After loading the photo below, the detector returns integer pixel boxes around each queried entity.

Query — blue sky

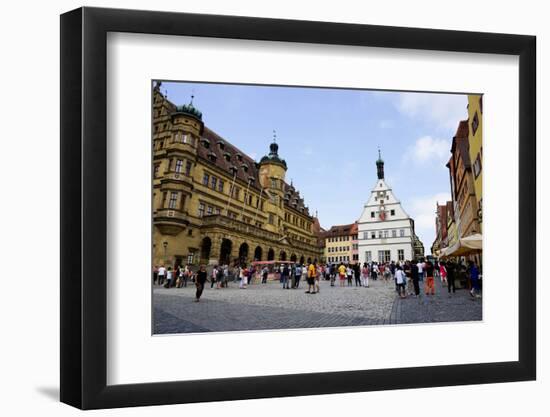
[160,81,468,249]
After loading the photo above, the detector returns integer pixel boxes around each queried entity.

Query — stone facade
[152,82,322,268]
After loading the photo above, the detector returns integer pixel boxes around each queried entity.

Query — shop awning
[441,233,482,257]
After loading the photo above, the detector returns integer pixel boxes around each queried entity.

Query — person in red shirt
[424,261,436,295]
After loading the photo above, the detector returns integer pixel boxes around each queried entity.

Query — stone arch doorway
[254,246,263,261]
[200,237,212,262]
[267,248,275,261]
[279,251,287,261]
[299,255,305,265]
[219,238,232,265]
[238,242,249,265]
[290,253,297,262]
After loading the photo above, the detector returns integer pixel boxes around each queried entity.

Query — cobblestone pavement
[389,277,482,324]
[153,277,481,334]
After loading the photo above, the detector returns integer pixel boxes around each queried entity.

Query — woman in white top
[395,267,407,298]
[239,266,247,289]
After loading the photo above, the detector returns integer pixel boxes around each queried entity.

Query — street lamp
[163,241,168,265]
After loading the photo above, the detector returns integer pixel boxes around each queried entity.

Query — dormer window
[217,140,225,150]
[241,164,248,173]
[200,137,210,148]
[236,153,243,162]
[208,151,217,162]
[223,152,231,162]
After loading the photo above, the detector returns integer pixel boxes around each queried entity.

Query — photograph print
[151,81,483,335]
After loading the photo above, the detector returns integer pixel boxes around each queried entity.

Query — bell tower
[258,131,287,235]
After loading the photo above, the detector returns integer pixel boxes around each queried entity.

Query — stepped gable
[283,181,310,216]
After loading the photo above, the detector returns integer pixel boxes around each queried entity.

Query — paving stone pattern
[390,278,482,324]
[153,277,481,334]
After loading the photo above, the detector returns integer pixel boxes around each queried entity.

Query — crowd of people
[153,258,481,302]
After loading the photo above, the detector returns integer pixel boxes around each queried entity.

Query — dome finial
[273,129,277,143]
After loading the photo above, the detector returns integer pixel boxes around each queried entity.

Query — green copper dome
[259,141,287,168]
[174,102,203,120]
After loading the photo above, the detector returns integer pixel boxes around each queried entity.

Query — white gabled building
[357,151,419,264]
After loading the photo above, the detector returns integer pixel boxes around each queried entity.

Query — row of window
[327,255,350,263]
[363,229,406,239]
[202,171,267,211]
[154,132,198,151]
[202,172,226,193]
[197,203,263,228]
[370,209,396,218]
[327,236,349,242]
[198,202,222,217]
[202,140,245,164]
[327,234,359,243]
[154,158,192,178]
[364,249,405,263]
[327,246,350,253]
[284,212,311,231]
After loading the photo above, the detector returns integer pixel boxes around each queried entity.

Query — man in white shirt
[157,265,166,286]
[416,260,424,282]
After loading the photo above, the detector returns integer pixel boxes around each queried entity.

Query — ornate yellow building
[152,82,322,268]
[467,94,483,231]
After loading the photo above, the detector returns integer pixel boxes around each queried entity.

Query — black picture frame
[60,6,536,410]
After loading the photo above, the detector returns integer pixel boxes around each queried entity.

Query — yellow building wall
[324,236,352,263]
[467,95,483,232]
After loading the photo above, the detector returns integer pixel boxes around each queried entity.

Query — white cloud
[395,93,468,131]
[404,135,450,164]
[408,192,451,250]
